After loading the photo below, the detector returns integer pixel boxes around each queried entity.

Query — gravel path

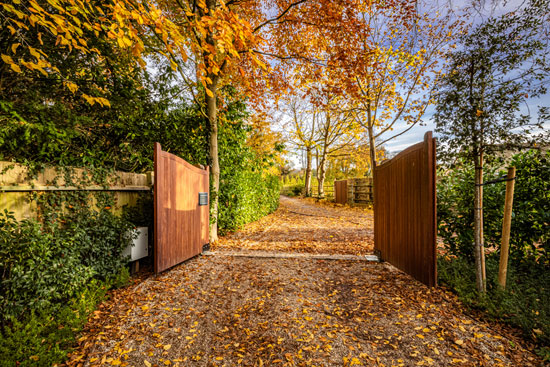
[66,197,545,366]
[213,196,374,255]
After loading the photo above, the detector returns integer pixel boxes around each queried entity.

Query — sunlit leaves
[1,0,190,106]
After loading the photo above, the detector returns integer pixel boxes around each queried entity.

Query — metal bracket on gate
[374,249,382,262]
[199,192,208,206]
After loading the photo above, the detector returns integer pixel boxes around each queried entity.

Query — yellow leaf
[416,334,424,339]
[215,356,223,360]
[170,60,178,71]
[111,359,122,366]
[122,36,132,47]
[82,94,95,105]
[64,81,78,94]
[11,43,20,54]
[144,361,152,367]
[163,344,171,350]
[10,63,21,73]
[454,339,463,345]
[1,54,14,65]
[205,88,214,98]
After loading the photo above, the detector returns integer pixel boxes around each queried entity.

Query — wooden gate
[154,143,209,273]
[334,180,348,204]
[374,132,437,287]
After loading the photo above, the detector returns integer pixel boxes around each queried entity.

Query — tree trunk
[304,146,313,197]
[474,153,486,293]
[367,124,377,174]
[207,76,219,243]
[317,152,327,198]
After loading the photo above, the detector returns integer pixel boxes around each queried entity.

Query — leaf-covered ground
[66,197,545,366]
[213,196,374,255]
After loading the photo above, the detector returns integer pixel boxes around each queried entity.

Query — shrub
[218,168,280,233]
[437,150,550,264]
[437,149,550,358]
[0,278,110,367]
[0,192,134,321]
[281,183,304,197]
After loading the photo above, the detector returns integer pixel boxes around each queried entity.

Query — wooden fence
[374,132,437,287]
[154,143,209,273]
[334,178,373,206]
[310,184,334,198]
[0,161,151,220]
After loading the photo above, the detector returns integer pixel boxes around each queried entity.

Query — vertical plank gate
[374,132,437,287]
[334,180,348,205]
[154,143,209,273]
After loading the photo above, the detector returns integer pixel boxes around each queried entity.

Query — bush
[437,150,550,264]
[0,278,111,367]
[217,120,281,233]
[0,201,132,366]
[437,150,550,358]
[0,193,133,321]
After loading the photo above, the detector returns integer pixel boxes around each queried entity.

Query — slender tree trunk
[318,151,327,198]
[474,152,486,293]
[304,146,313,197]
[367,124,377,174]
[207,76,219,243]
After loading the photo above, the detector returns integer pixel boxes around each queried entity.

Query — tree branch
[253,0,308,33]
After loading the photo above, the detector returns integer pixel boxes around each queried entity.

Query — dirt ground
[66,197,545,367]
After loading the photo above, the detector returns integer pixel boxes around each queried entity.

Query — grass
[438,254,550,361]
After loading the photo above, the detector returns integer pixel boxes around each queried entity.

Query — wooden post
[498,167,516,289]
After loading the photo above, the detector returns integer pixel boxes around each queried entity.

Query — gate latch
[198,192,208,206]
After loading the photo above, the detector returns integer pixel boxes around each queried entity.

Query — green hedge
[218,172,280,232]
[216,111,280,233]
[438,255,549,357]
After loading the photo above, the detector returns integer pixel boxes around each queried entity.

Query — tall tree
[2,0,419,241]
[282,95,320,197]
[433,0,550,293]
[313,90,358,198]
[328,3,458,171]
